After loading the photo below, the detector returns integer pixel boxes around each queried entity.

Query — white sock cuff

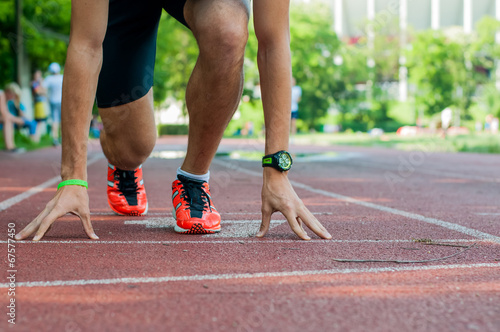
[177,167,210,182]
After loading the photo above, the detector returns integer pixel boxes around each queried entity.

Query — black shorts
[96,0,188,108]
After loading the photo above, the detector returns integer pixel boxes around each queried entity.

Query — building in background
[298,0,499,102]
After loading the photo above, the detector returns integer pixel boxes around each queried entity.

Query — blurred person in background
[31,69,48,142]
[440,107,452,138]
[44,62,64,145]
[0,90,23,152]
[290,77,301,137]
[4,82,38,143]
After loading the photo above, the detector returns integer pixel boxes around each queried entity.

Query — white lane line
[0,177,60,212]
[0,239,482,245]
[123,218,286,238]
[292,183,500,243]
[349,160,500,183]
[0,155,102,212]
[1,262,499,288]
[91,212,333,216]
[475,213,500,216]
[123,219,280,226]
[212,160,500,244]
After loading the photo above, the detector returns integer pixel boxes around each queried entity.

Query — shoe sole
[174,223,221,234]
[108,201,149,216]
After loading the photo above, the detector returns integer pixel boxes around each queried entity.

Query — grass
[292,132,500,154]
[0,132,55,151]
[3,129,499,155]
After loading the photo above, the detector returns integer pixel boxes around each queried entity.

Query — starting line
[1,262,499,288]
[0,239,482,245]
[123,218,285,238]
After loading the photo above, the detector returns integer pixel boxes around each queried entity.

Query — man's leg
[95,0,163,216]
[3,119,16,150]
[171,0,249,234]
[99,90,156,171]
[181,0,250,174]
[98,90,156,216]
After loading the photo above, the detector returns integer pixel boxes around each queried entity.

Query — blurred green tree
[0,0,18,87]
[154,15,198,108]
[289,2,343,129]
[407,30,460,116]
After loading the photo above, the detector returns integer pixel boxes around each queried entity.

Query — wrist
[61,166,87,182]
[61,141,88,182]
[265,145,289,156]
[58,179,88,190]
[263,167,288,180]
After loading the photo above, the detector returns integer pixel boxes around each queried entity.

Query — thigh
[96,0,163,109]
[98,89,156,139]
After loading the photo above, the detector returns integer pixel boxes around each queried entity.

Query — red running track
[1,136,499,332]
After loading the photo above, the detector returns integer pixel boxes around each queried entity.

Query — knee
[101,129,156,169]
[189,4,249,65]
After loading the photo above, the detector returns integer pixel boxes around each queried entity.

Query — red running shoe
[107,163,148,216]
[172,175,221,234]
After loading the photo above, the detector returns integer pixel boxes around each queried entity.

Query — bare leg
[181,0,249,175]
[33,121,43,143]
[98,89,157,170]
[52,122,59,142]
[0,92,16,150]
[3,119,16,150]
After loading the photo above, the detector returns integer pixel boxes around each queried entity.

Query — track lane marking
[124,218,287,238]
[0,155,102,212]
[348,160,500,183]
[123,219,281,226]
[211,160,500,244]
[1,262,498,288]
[90,212,333,216]
[0,239,483,245]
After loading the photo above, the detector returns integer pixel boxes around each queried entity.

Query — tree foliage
[154,15,198,107]
[407,31,460,115]
[0,0,18,87]
[288,2,344,128]
[0,0,70,87]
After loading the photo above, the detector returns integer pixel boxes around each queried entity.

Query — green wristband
[57,179,88,190]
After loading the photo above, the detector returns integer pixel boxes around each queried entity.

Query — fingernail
[93,233,99,239]
[14,234,20,240]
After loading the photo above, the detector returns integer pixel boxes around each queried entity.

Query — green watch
[262,150,293,172]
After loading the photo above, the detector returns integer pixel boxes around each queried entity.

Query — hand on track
[15,186,98,241]
[258,171,332,241]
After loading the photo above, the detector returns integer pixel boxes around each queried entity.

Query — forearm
[253,0,292,155]
[60,43,103,181]
[258,41,292,155]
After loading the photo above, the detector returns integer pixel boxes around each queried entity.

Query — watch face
[278,152,292,170]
